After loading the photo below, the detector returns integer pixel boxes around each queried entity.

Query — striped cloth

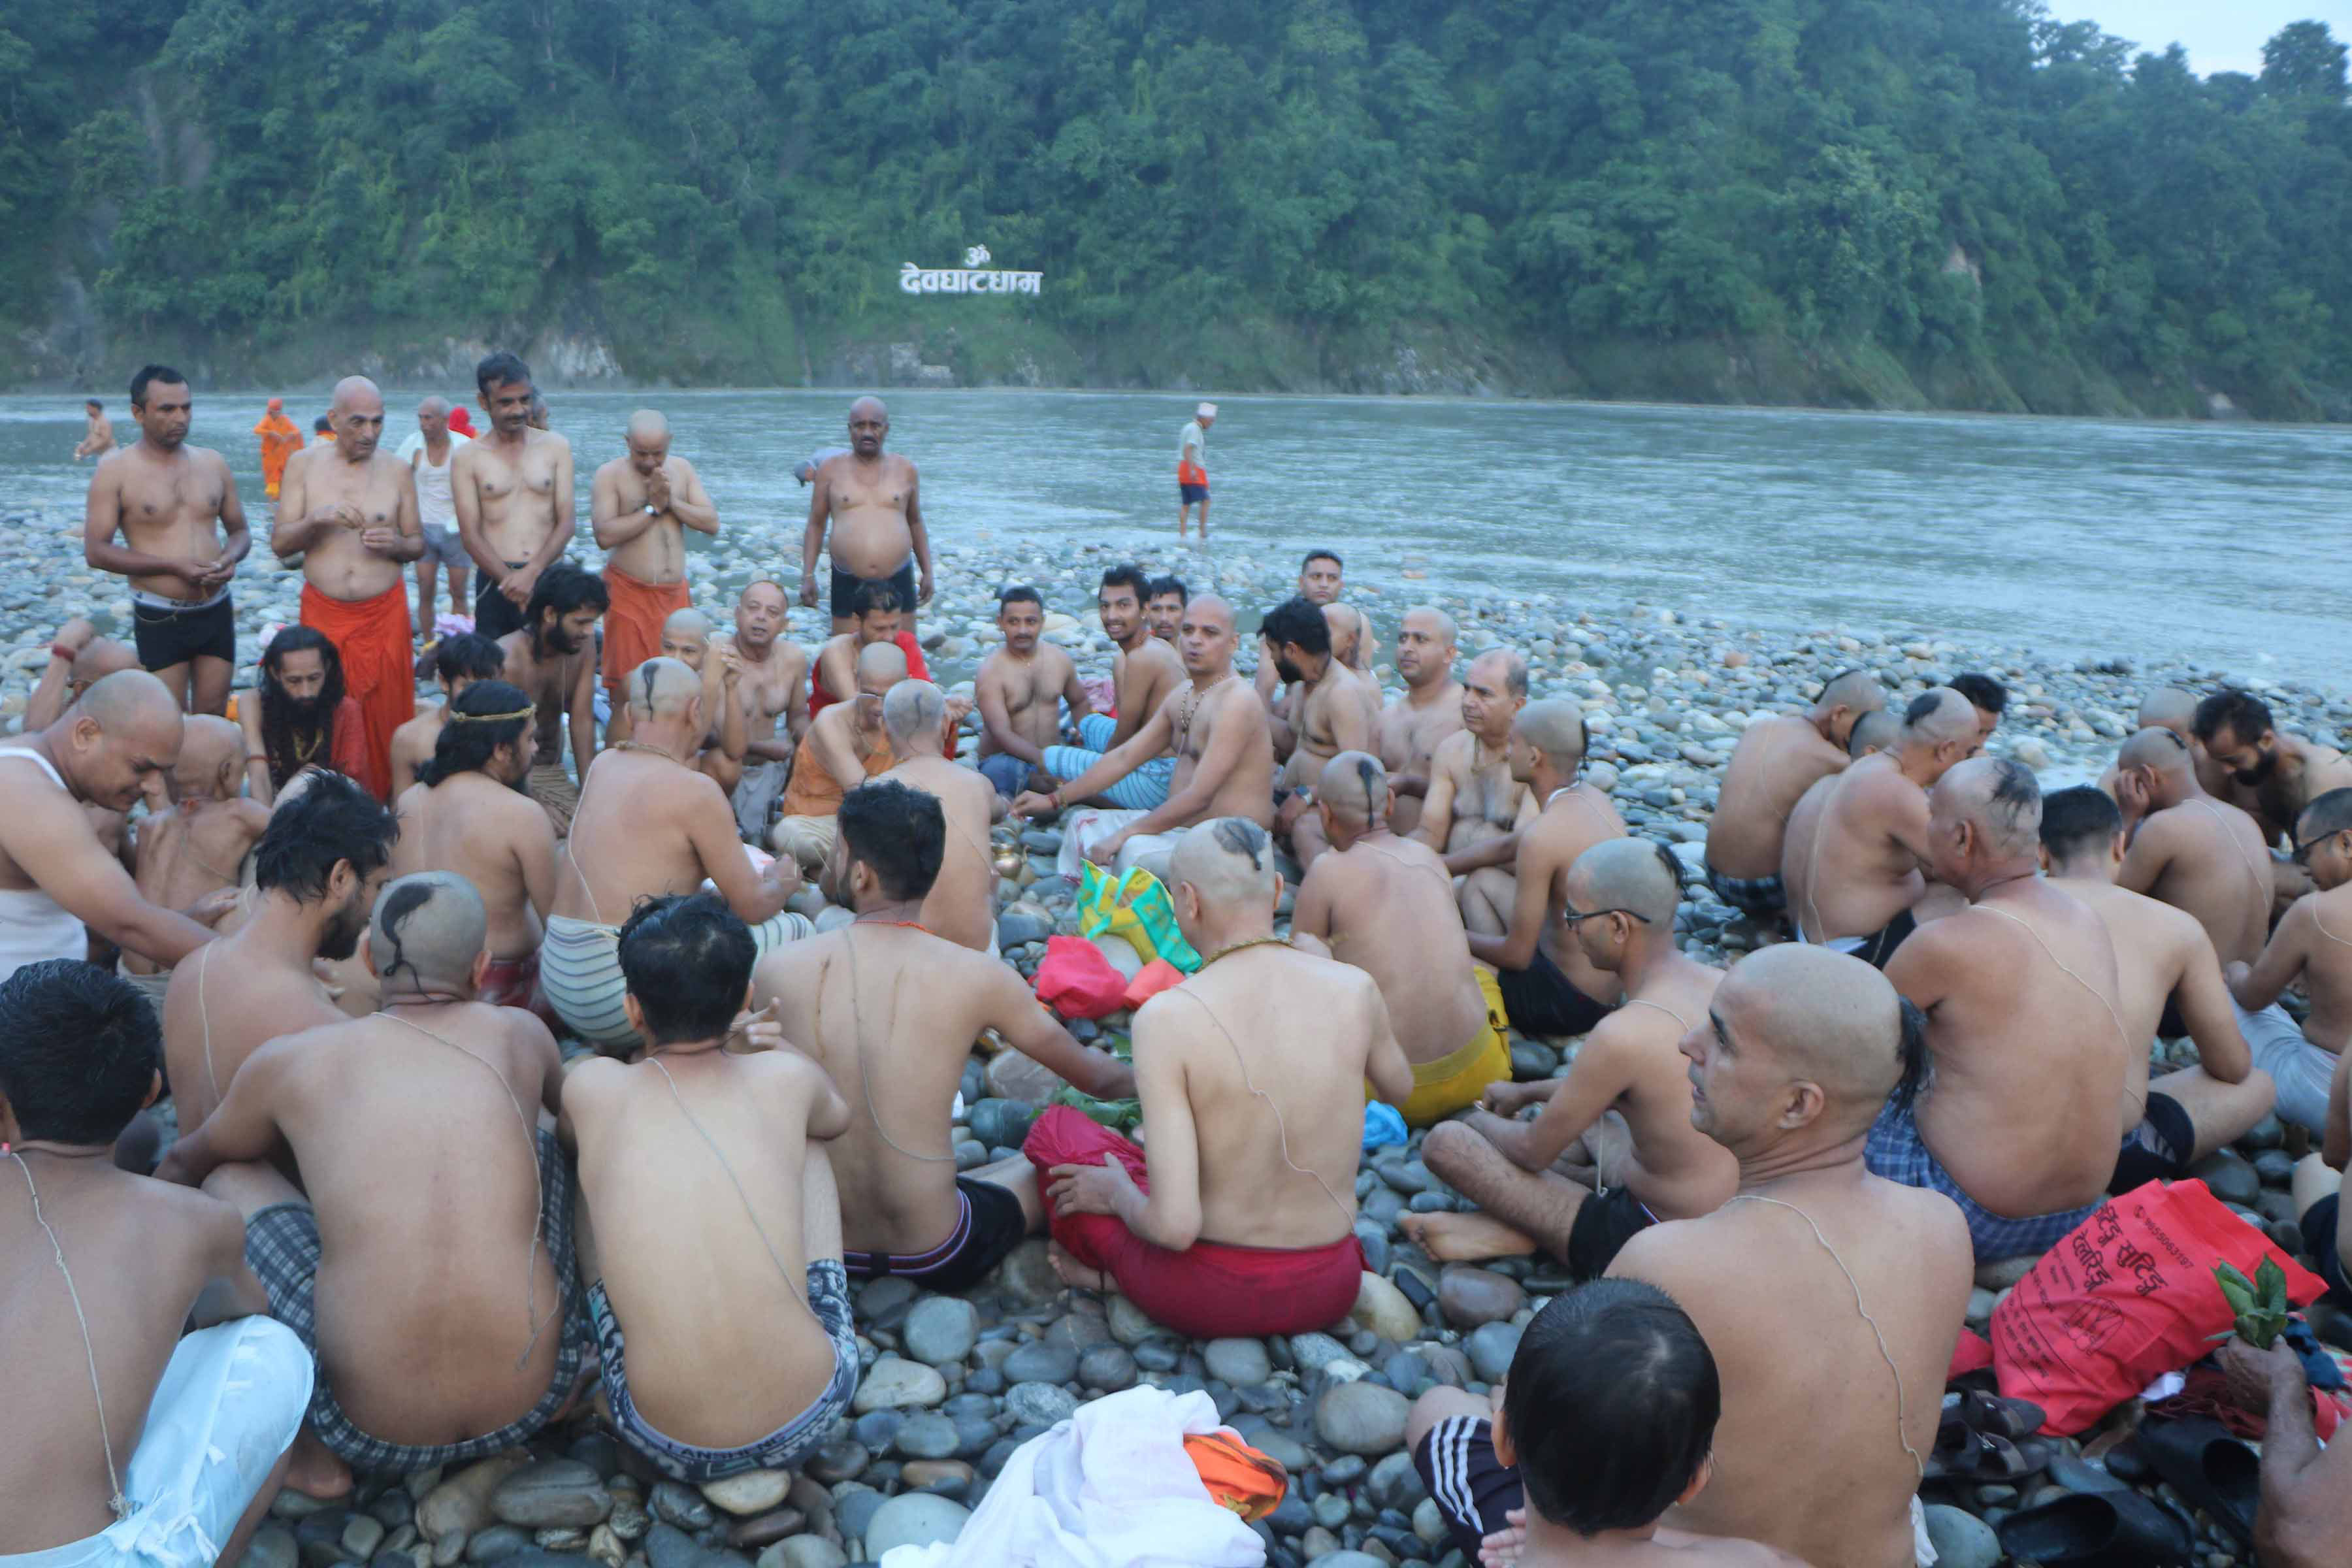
[1043,713,1176,811]
[1865,1096,2104,1263]
[544,909,814,1051]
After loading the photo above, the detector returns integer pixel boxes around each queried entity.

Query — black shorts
[830,557,917,621]
[1567,1184,1657,1279]
[2301,1196,2351,1310]
[841,1177,1028,1296]
[1179,482,1209,504]
[131,593,236,671]
[1412,1417,1524,1563]
[2157,992,2189,1043]
[2109,1089,2195,1195]
[1495,947,1610,1039]
[474,564,530,641]
[1855,907,1916,970]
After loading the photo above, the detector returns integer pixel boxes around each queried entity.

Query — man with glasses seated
[1403,840,1738,1276]
[2227,787,2352,1134]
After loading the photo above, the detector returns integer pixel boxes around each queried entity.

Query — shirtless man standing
[2194,689,2352,847]
[880,682,1002,951]
[389,633,505,800]
[774,643,906,877]
[755,781,1132,1290]
[1041,565,1184,812]
[158,874,585,1490]
[1410,944,1970,1568]
[2112,726,2273,966]
[712,580,809,843]
[452,351,576,643]
[1375,606,1464,840]
[1260,596,1380,868]
[84,365,251,716]
[390,681,555,1011]
[974,586,1090,800]
[1414,839,1735,1276]
[161,774,396,1132]
[2038,787,2274,1190]
[1874,759,2127,1260]
[1009,595,1276,881]
[544,659,805,1051]
[1780,687,1981,968]
[1705,670,1884,924]
[2229,787,2352,1134]
[272,376,424,801]
[120,717,270,1014]
[592,410,718,719]
[1024,818,1413,1337]
[1470,700,1629,1039]
[1290,752,1505,1126]
[801,397,932,637]
[495,563,608,836]
[400,396,471,634]
[1413,649,1533,935]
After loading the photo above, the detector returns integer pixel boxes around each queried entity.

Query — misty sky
[2038,1,2352,76]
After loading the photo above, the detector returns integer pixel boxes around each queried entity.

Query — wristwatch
[643,502,659,516]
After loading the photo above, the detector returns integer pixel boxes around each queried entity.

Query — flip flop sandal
[1959,1388,2047,1441]
[1995,1490,2195,1567]
[1923,1428,2044,1483]
[2134,1416,2260,1550]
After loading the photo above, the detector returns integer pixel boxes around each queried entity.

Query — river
[3,389,2340,687]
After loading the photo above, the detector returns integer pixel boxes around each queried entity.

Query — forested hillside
[3,0,2348,416]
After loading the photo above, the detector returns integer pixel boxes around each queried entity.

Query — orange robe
[299,582,414,801]
[600,564,693,698]
[254,415,303,500]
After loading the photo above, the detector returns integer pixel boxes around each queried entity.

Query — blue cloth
[1865,1096,2104,1262]
[1362,1101,1408,1152]
[978,753,1032,800]
[1043,714,1175,811]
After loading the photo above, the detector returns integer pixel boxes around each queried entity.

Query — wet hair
[997,584,1043,613]
[475,350,532,397]
[1258,596,1331,656]
[1145,576,1188,606]
[418,681,532,787]
[433,632,507,685]
[525,563,609,658]
[838,779,945,901]
[1100,564,1149,602]
[251,770,397,903]
[129,365,185,408]
[1952,672,2008,715]
[1301,549,1343,572]
[849,580,903,618]
[617,893,756,1045]
[0,960,159,1143]
[2298,787,2352,844]
[1505,1279,1719,1535]
[2040,785,2122,862]
[2193,689,2273,745]
[258,626,348,791]
[1848,710,1901,757]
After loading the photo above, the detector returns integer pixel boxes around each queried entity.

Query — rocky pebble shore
[5,504,2347,1567]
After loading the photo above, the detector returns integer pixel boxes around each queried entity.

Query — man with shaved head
[774,641,907,878]
[1845,708,1899,760]
[1411,838,1734,1275]
[651,607,750,783]
[1025,817,1413,1335]
[121,715,270,1012]
[1781,686,1982,967]
[399,395,472,633]
[2229,787,2352,1134]
[1290,752,1505,1125]
[712,579,809,843]
[0,671,221,983]
[1375,606,1464,840]
[546,658,806,1050]
[452,351,575,642]
[24,619,141,732]
[2110,725,2272,976]
[1012,594,1275,880]
[273,375,424,800]
[1414,648,1535,929]
[2193,688,2352,847]
[1469,698,1628,1038]
[1872,759,2126,1259]
[1261,596,1381,868]
[1705,669,1884,925]
[881,680,1003,951]
[802,396,932,637]
[593,409,718,721]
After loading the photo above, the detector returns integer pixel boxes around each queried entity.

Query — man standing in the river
[801,397,933,639]
[451,351,577,642]
[1177,402,1215,540]
[399,397,471,637]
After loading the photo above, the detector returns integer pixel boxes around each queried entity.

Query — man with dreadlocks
[159,872,584,1493]
[240,628,370,806]
[390,681,555,1013]
[495,564,607,838]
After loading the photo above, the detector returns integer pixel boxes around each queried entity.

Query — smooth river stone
[1315,1380,1411,1456]
[853,1356,949,1413]
[490,1460,612,1528]
[1348,1272,1423,1344]
[900,1296,981,1366]
[1438,1266,1526,1328]
[860,1494,971,1558]
[1203,1337,1273,1388]
[418,1456,533,1539]
[696,1469,791,1517]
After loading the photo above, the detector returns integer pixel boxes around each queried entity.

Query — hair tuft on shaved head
[1171,817,1277,907]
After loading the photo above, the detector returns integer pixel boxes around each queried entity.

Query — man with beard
[711,580,808,843]
[1040,565,1184,811]
[1145,576,1187,645]
[801,397,934,638]
[974,586,1091,801]
[452,353,576,642]
[2194,689,2352,849]
[272,376,424,800]
[1375,606,1464,841]
[1259,596,1379,868]
[83,365,252,717]
[238,629,370,806]
[592,410,718,722]
[495,564,608,836]
[162,773,397,1130]
[808,582,930,719]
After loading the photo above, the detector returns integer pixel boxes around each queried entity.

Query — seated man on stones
[2193,687,2352,849]
[1780,686,1981,968]
[1469,699,1627,1039]
[1289,751,1506,1126]
[1950,672,2005,743]
[1374,606,1465,841]
[1409,943,1970,1568]
[2039,785,2275,1193]
[239,628,368,807]
[1259,596,1380,869]
[878,681,1002,952]
[387,632,505,800]
[157,873,585,1490]
[1413,649,1533,936]
[808,580,930,719]
[1703,669,1884,924]
[492,563,608,836]
[1408,840,1735,1277]
[1846,708,1899,760]
[566,892,860,1482]
[772,641,906,879]
[1872,758,2127,1261]
[710,579,809,844]
[546,658,805,1051]
[389,680,555,1012]
[973,585,1091,801]
[613,608,747,780]
[1039,564,1184,812]
[2112,726,2274,970]
[23,617,140,731]
[2228,787,2352,1135]
[1023,818,1412,1338]
[120,714,269,1015]
[754,781,1132,1292]
[1143,576,1186,645]
[0,960,318,1559]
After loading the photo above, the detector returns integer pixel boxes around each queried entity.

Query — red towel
[601,564,693,695]
[299,581,413,800]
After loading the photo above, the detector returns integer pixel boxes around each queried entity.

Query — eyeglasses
[2293,831,2341,866]
[1561,906,1653,928]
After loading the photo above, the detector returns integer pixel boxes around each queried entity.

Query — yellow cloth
[1386,966,1513,1127]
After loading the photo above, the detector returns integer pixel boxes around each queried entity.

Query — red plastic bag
[1035,935,1130,1021]
[1989,1180,2327,1435]
[1123,958,1186,1011]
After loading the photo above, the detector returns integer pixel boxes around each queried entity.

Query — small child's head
[434,632,506,698]
[1497,1279,1722,1538]
[174,714,248,803]
[0,960,161,1147]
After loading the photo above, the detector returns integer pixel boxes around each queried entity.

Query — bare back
[1782,758,1926,945]
[2066,879,2229,1115]
[553,749,742,926]
[1110,638,1184,751]
[883,755,1000,951]
[2125,800,2274,966]
[1524,785,1632,994]
[391,774,555,960]
[1587,964,1737,1220]
[161,926,345,1130]
[1298,833,1486,1065]
[1710,715,1846,881]
[123,799,267,975]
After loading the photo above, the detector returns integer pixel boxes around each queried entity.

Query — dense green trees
[3,0,2346,414]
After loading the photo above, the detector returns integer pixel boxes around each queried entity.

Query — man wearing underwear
[1039,565,1183,811]
[1704,670,1883,923]
[800,397,933,638]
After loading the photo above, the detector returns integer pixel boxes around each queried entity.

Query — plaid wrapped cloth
[1865,1096,2104,1264]
[244,1128,593,1475]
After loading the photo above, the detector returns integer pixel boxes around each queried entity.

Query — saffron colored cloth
[1022,1106,1365,1339]
[254,415,303,500]
[600,566,693,696]
[324,696,372,788]
[299,583,414,801]
[808,632,930,717]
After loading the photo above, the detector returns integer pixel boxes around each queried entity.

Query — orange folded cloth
[299,581,413,801]
[602,564,692,694]
[1184,1431,1288,1522]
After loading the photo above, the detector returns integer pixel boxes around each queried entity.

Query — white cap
[1197,402,1218,418]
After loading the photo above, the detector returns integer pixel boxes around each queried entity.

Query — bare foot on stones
[1047,1241,1111,1292]
[1398,1211,1539,1262]
[283,1426,353,1499]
